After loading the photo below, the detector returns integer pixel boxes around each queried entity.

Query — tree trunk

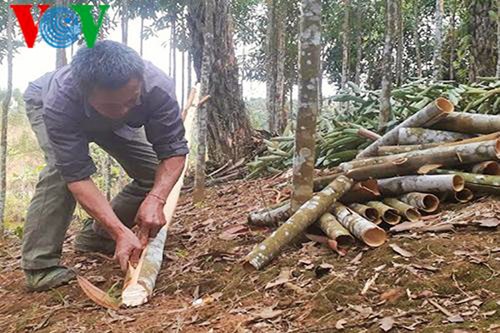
[395,0,403,86]
[379,0,396,131]
[266,0,287,134]
[432,0,444,80]
[448,0,457,80]
[354,34,363,86]
[181,51,186,108]
[121,0,128,46]
[291,0,322,212]
[187,51,193,92]
[469,0,497,81]
[172,15,177,85]
[497,0,500,78]
[192,0,215,203]
[340,0,350,91]
[412,5,423,78]
[245,176,353,270]
[187,0,254,165]
[140,16,144,56]
[359,98,454,158]
[55,0,67,68]
[0,6,13,237]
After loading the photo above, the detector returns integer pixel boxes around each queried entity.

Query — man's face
[88,78,142,120]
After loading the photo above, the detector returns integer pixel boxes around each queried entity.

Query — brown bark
[347,140,500,181]
[431,113,500,134]
[399,192,440,213]
[291,0,322,212]
[359,98,454,158]
[383,198,421,222]
[330,203,387,247]
[378,175,464,197]
[245,176,353,270]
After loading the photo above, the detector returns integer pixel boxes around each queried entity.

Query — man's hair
[71,40,145,92]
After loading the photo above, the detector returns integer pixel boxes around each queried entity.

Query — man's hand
[134,194,167,246]
[114,228,144,272]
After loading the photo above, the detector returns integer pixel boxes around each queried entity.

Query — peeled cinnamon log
[245,176,353,270]
[348,203,381,223]
[357,98,454,158]
[366,201,401,225]
[318,213,355,246]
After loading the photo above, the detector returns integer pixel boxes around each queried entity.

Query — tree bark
[497,0,500,78]
[55,0,67,69]
[395,0,403,86]
[469,0,497,81]
[245,176,353,270]
[192,0,215,203]
[247,201,291,227]
[432,0,444,80]
[379,0,396,131]
[397,127,472,145]
[121,0,128,46]
[431,113,500,134]
[171,15,177,85]
[383,198,421,222]
[399,192,440,213]
[347,140,500,181]
[378,175,464,197]
[318,213,354,246]
[358,97,454,158]
[366,201,401,225]
[187,0,254,165]
[330,203,387,247]
[0,6,13,237]
[412,5,423,78]
[340,0,350,91]
[435,170,500,187]
[291,0,322,212]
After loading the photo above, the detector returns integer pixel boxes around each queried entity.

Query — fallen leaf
[379,316,395,332]
[218,224,249,240]
[265,268,291,290]
[390,221,426,233]
[477,219,500,228]
[447,314,464,323]
[380,288,404,303]
[254,307,283,320]
[389,244,414,258]
[335,319,347,330]
[482,310,496,317]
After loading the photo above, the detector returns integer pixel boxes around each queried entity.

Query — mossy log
[357,98,454,158]
[318,213,355,246]
[377,175,464,197]
[348,203,381,223]
[330,203,387,247]
[244,176,353,270]
[346,140,500,181]
[399,192,440,213]
[470,161,500,175]
[431,112,500,134]
[465,183,500,196]
[366,201,401,225]
[397,127,472,145]
[383,198,421,222]
[378,132,500,156]
[434,170,500,187]
[247,201,291,227]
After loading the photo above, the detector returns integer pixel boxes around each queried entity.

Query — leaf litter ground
[0,176,499,332]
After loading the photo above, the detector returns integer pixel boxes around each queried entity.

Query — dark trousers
[21,104,159,270]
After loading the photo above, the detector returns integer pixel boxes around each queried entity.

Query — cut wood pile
[245,97,500,270]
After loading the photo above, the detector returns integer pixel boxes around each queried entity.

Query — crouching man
[22,40,188,291]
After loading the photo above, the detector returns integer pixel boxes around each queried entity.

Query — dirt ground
[0,177,499,333]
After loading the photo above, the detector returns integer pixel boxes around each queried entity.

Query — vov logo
[10,4,110,48]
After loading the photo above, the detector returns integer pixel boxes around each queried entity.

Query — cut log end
[472,161,500,175]
[122,284,149,307]
[436,97,454,113]
[337,234,355,247]
[362,227,387,247]
[452,175,465,192]
[364,207,380,222]
[383,209,401,225]
[405,208,422,222]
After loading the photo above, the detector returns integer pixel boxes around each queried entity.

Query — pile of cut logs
[245,98,500,270]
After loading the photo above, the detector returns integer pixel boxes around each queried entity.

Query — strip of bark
[358,98,454,158]
[377,175,464,197]
[330,203,387,247]
[383,198,421,222]
[398,192,440,213]
[244,176,353,270]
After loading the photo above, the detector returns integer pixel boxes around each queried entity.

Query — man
[22,40,188,291]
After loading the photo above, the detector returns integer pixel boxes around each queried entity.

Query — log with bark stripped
[348,203,381,223]
[398,192,440,213]
[318,213,354,246]
[357,98,454,158]
[377,175,464,197]
[383,198,421,222]
[245,176,353,270]
[366,201,401,225]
